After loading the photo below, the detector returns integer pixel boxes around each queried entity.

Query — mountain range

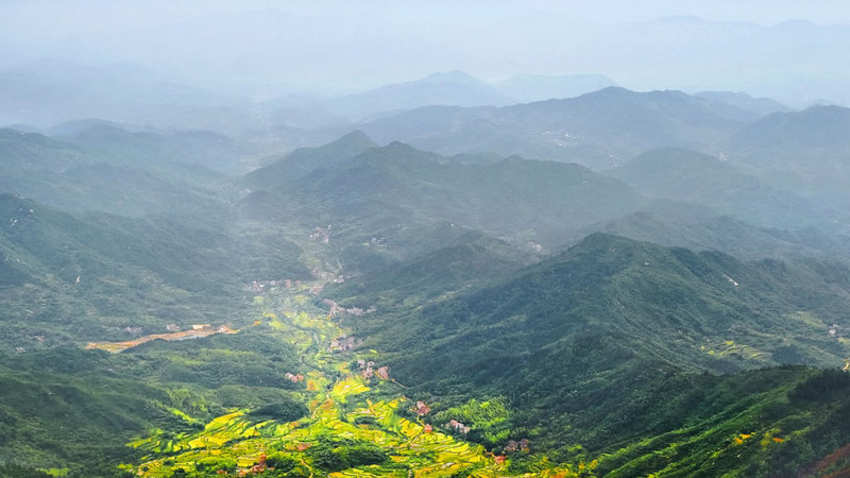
[3,75,850,477]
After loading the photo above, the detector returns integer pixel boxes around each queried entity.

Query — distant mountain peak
[803,104,850,115]
[361,141,433,161]
[577,86,689,102]
[328,71,511,119]
[47,118,133,138]
[421,70,484,85]
[331,130,376,148]
[569,231,639,253]
[632,147,717,162]
[496,73,616,102]
[242,131,379,190]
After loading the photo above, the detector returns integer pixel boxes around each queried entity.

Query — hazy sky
[2,1,850,102]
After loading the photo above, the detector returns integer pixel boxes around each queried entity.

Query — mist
[2,0,850,105]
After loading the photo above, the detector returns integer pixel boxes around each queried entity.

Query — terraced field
[126,276,586,477]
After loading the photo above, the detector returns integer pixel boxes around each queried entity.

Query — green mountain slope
[349,233,850,379]
[243,130,377,190]
[243,141,645,251]
[329,230,537,309]
[3,119,850,478]
[0,328,307,477]
[0,128,232,216]
[0,194,308,351]
[0,128,89,174]
[50,120,248,175]
[333,234,850,468]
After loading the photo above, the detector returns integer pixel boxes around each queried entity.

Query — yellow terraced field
[130,276,576,478]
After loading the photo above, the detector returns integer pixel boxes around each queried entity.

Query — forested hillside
[3,53,850,477]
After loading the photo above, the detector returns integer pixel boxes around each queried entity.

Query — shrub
[248,397,308,423]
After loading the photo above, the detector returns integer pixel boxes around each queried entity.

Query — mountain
[0,127,234,216]
[50,121,249,175]
[333,233,850,475]
[730,105,850,154]
[0,128,89,174]
[727,105,850,215]
[0,194,309,350]
[576,200,850,262]
[350,233,850,381]
[328,71,513,120]
[359,87,747,169]
[0,325,309,476]
[6,64,850,476]
[496,74,616,103]
[608,148,838,229]
[243,130,377,190]
[328,230,537,309]
[241,140,646,253]
[696,90,789,118]
[0,163,223,218]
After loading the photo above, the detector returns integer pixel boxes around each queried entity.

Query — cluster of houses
[6,205,35,229]
[446,419,470,434]
[365,236,387,248]
[356,359,389,380]
[248,279,299,294]
[414,401,431,417]
[308,270,346,296]
[284,372,305,384]
[309,225,332,244]
[503,438,530,454]
[526,240,544,254]
[322,299,374,318]
[329,335,361,352]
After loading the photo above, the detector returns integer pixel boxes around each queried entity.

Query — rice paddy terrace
[122,273,584,477]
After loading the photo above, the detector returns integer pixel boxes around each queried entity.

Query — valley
[127,266,584,477]
[3,16,850,475]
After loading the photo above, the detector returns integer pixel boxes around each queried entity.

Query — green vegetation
[242,141,645,248]
[4,122,850,477]
[0,126,241,217]
[123,279,578,477]
[0,193,308,351]
[247,399,309,423]
[330,233,850,475]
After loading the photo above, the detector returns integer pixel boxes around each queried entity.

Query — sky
[2,1,850,103]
